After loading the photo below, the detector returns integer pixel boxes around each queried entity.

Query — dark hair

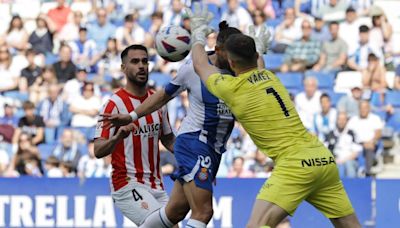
[346,7,356,13]
[151,12,163,19]
[359,25,369,33]
[121,44,148,62]
[368,53,378,61]
[22,100,35,110]
[124,14,134,22]
[320,93,331,101]
[224,34,257,67]
[216,21,242,46]
[329,21,339,27]
[79,27,87,32]
[7,15,23,33]
[26,48,36,56]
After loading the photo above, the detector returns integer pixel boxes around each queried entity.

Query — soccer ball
[155,26,191,62]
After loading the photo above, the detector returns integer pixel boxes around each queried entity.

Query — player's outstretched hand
[113,123,137,140]
[248,25,272,54]
[185,2,214,45]
[98,113,132,129]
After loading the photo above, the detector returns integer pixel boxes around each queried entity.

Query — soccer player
[187,3,361,228]
[98,21,270,227]
[93,44,176,227]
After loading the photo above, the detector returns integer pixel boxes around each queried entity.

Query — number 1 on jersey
[266,87,290,117]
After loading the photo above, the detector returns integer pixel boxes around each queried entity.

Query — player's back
[210,69,325,160]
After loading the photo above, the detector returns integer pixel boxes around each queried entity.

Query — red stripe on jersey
[101,100,116,139]
[145,112,157,189]
[116,90,145,184]
[111,141,127,191]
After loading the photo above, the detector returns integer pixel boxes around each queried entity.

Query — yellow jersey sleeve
[205,73,236,104]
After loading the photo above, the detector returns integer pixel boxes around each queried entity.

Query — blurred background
[0,0,399,227]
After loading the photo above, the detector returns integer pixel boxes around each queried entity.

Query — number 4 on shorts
[132,189,143,201]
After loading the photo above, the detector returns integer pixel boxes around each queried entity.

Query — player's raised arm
[99,89,173,129]
[187,3,219,83]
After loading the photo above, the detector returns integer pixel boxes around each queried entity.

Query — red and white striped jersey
[95,88,173,192]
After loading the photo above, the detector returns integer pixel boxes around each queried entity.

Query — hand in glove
[185,2,214,46]
[248,25,272,54]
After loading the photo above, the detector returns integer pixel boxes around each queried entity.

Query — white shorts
[111,182,169,226]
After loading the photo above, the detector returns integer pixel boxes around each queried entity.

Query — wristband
[129,111,138,122]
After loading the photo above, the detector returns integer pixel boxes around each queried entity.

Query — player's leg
[246,199,289,228]
[182,180,214,226]
[140,181,190,227]
[330,213,361,228]
[112,183,165,226]
[306,153,361,228]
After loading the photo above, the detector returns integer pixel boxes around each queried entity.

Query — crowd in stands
[0,0,399,179]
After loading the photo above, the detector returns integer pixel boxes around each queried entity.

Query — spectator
[29,66,58,104]
[0,46,20,93]
[312,21,348,72]
[249,10,273,38]
[58,11,84,42]
[8,132,42,177]
[88,8,117,52]
[37,84,70,143]
[0,103,19,127]
[0,148,9,176]
[337,86,363,117]
[347,25,383,71]
[60,161,76,177]
[47,0,72,33]
[369,11,393,67]
[311,17,331,43]
[312,93,337,142]
[122,0,155,20]
[162,0,185,27]
[95,38,122,82]
[221,0,253,32]
[28,15,54,55]
[249,150,273,178]
[295,77,322,130]
[19,49,42,92]
[52,128,81,171]
[227,156,255,178]
[362,53,387,92]
[281,20,321,72]
[394,65,400,90]
[5,15,29,52]
[318,0,349,22]
[147,12,164,37]
[44,155,63,177]
[339,7,362,56]
[52,44,77,84]
[115,13,145,50]
[347,100,383,176]
[77,140,105,178]
[69,82,101,139]
[247,0,276,19]
[273,8,301,53]
[326,112,362,178]
[350,0,372,16]
[12,101,45,146]
[68,27,98,70]
[63,67,101,105]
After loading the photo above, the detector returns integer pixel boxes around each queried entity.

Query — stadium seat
[334,71,363,94]
[138,18,152,32]
[263,53,284,71]
[266,18,283,28]
[385,91,400,108]
[38,143,57,160]
[385,71,395,89]
[276,72,304,91]
[386,112,400,132]
[324,91,346,107]
[305,71,336,90]
[207,3,220,18]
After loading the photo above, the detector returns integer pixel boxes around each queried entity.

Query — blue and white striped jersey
[164,58,235,154]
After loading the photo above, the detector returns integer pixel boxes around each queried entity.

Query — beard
[216,57,234,74]
[126,72,148,87]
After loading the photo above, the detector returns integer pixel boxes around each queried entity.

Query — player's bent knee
[191,207,213,223]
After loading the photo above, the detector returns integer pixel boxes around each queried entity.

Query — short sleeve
[94,100,118,139]
[205,73,235,103]
[164,60,192,97]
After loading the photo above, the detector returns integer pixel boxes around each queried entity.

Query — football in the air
[155,25,191,62]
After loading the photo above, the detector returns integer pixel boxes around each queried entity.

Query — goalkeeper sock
[186,219,206,228]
